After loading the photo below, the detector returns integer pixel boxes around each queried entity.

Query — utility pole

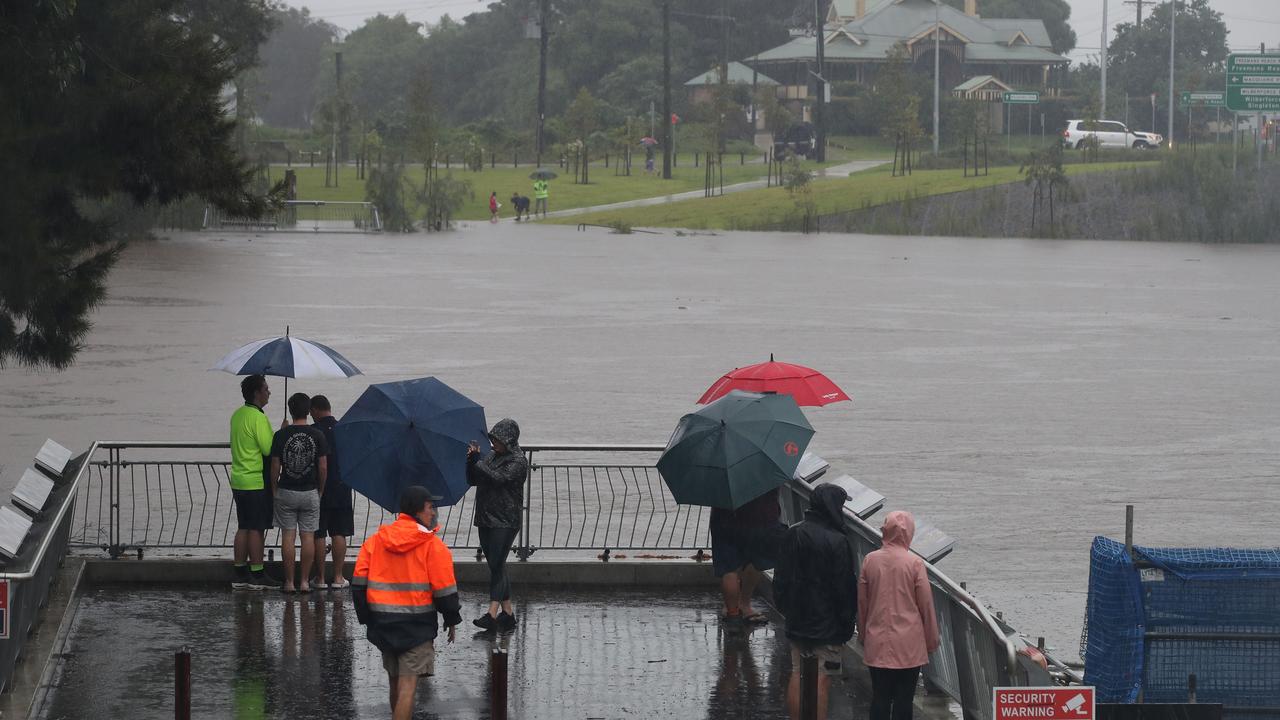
[719,0,729,153]
[1124,0,1145,28]
[933,0,940,154]
[536,0,549,167]
[1167,0,1175,149]
[662,0,672,179]
[1100,0,1108,118]
[814,0,826,161]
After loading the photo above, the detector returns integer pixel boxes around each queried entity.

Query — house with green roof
[684,62,779,106]
[750,0,1068,124]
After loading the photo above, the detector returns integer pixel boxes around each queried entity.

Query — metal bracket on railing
[694,548,708,563]
[600,548,610,563]
[515,545,537,561]
[476,547,484,562]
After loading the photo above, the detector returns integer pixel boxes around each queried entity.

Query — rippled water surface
[3,225,1279,662]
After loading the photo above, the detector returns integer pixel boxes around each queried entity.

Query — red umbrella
[697,355,851,407]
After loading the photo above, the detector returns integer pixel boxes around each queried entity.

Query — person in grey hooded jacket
[466,418,528,632]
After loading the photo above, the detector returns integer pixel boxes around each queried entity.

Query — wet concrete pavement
[42,585,870,720]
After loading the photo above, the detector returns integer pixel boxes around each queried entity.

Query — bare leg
[393,673,418,720]
[248,529,265,565]
[787,669,832,720]
[331,536,347,583]
[298,531,315,591]
[312,536,327,582]
[281,529,296,592]
[501,599,514,615]
[720,571,741,615]
[234,529,249,565]
[738,565,762,615]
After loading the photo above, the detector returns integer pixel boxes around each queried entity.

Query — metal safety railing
[66,442,700,559]
[202,201,382,233]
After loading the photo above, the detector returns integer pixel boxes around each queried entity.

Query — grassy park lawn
[278,147,883,222]
[553,161,1156,231]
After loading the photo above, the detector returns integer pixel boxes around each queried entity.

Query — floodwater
[3,224,1280,662]
[43,585,874,720]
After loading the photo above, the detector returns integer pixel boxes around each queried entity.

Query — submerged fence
[1084,536,1280,717]
[67,442,705,559]
[203,201,382,233]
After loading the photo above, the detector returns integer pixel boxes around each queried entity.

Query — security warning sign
[994,687,1095,720]
[0,579,9,639]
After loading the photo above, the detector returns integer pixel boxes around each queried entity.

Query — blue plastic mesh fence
[1083,536,1280,714]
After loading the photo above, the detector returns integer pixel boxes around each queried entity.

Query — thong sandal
[742,612,770,625]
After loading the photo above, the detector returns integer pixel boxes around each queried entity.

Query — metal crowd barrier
[67,442,699,559]
[203,201,382,233]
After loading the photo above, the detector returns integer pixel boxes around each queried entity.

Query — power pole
[1123,0,1144,29]
[662,0,672,179]
[814,0,826,162]
[1167,0,1175,149]
[932,0,940,155]
[536,0,549,167]
[719,0,729,153]
[1100,0,1108,118]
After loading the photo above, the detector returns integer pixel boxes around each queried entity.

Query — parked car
[1061,119,1164,150]
[773,123,815,159]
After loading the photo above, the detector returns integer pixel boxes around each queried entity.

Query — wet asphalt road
[3,224,1279,661]
[43,585,862,720]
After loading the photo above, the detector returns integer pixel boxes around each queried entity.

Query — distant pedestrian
[510,192,523,221]
[353,486,460,720]
[710,488,785,625]
[645,146,656,175]
[228,374,281,590]
[466,418,529,632]
[532,178,549,217]
[270,392,328,593]
[310,395,353,590]
[489,192,500,223]
[858,511,940,720]
[774,484,857,720]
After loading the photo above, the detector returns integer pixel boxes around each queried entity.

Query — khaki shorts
[382,640,435,677]
[790,642,845,676]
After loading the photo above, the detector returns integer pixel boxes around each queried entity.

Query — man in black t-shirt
[310,394,354,590]
[270,392,328,593]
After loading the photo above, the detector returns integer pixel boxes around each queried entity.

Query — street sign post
[1226,54,1280,113]
[994,687,1095,720]
[1180,91,1225,108]
[1002,91,1040,105]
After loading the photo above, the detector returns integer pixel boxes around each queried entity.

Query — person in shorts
[709,487,786,624]
[773,484,858,720]
[228,374,280,589]
[353,486,461,720]
[270,392,328,593]
[310,394,353,589]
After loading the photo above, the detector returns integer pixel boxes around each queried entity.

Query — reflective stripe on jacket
[352,513,462,653]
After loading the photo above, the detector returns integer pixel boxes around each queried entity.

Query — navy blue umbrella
[334,378,489,511]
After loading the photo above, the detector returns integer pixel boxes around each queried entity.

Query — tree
[0,0,271,368]
[327,14,429,126]
[251,7,339,128]
[1021,142,1068,234]
[965,0,1077,54]
[565,87,600,142]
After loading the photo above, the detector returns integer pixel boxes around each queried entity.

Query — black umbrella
[528,167,558,180]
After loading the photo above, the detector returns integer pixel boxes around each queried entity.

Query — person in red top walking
[488,191,500,223]
[857,511,940,720]
[353,486,461,720]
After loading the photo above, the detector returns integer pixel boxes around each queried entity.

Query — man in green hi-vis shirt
[229,374,281,589]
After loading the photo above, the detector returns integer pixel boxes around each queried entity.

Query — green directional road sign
[1227,54,1280,112]
[1180,91,1225,108]
[1002,91,1039,105]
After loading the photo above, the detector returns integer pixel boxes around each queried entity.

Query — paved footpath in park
[522,159,888,222]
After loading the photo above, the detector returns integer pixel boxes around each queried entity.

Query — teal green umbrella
[657,390,815,509]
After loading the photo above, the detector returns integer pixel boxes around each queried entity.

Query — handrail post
[516,449,534,561]
[109,446,121,558]
[490,648,509,720]
[175,646,191,720]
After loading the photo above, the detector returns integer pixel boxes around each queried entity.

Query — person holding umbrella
[466,418,528,632]
[228,374,281,590]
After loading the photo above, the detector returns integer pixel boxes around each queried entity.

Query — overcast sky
[297,0,1280,65]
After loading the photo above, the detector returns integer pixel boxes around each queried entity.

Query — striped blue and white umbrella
[211,335,361,379]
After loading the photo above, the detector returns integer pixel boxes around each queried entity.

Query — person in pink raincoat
[857,511,940,720]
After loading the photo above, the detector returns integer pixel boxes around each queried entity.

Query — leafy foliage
[251,7,340,128]
[0,0,271,368]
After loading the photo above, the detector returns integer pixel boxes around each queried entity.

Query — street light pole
[662,0,672,179]
[933,0,940,154]
[1100,0,1108,118]
[814,0,826,162]
[1167,0,1175,148]
[536,0,549,167]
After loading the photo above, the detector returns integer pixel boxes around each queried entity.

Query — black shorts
[711,522,785,577]
[232,488,273,531]
[315,506,355,538]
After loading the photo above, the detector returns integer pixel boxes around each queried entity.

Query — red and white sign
[994,687,1095,720]
[0,579,9,640]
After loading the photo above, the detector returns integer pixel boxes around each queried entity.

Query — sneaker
[472,613,497,631]
[247,571,282,590]
[231,565,250,590]
[497,612,517,632]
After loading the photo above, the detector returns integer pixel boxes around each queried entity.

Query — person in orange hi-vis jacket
[352,486,462,720]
